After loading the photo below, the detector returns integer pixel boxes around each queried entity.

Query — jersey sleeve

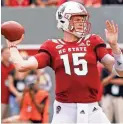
[34,52,50,69]
[91,34,108,61]
[39,40,52,56]
[91,34,106,49]
[34,40,53,69]
[96,47,109,61]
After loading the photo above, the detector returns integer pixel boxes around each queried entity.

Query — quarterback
[5,1,123,123]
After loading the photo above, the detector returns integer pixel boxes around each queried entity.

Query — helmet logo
[58,6,65,19]
[58,12,62,19]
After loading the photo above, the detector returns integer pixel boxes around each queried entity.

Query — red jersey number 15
[60,53,88,76]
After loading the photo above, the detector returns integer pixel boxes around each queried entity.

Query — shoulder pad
[89,34,106,48]
[47,39,60,44]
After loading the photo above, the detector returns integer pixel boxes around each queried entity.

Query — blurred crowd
[1,0,123,8]
[1,47,52,123]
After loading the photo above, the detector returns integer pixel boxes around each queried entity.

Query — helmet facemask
[69,14,91,38]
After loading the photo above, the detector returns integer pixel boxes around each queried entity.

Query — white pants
[51,100,110,124]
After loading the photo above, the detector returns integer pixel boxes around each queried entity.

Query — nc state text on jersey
[58,47,87,54]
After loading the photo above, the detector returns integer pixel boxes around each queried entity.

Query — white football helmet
[56,1,91,38]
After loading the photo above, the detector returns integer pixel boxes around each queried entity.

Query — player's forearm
[9,47,38,72]
[9,47,26,71]
[13,63,27,72]
[102,44,123,77]
[101,53,123,77]
[110,44,123,77]
[10,47,23,63]
[110,43,121,55]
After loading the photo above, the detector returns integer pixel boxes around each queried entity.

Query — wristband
[113,52,123,71]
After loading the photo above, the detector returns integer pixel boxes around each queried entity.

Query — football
[1,21,25,42]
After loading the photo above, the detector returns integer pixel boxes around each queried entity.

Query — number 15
[60,53,88,76]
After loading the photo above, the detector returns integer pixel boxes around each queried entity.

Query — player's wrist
[110,43,121,55]
[109,42,118,47]
[9,45,17,49]
[7,41,18,49]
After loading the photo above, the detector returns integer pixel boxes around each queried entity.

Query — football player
[5,1,123,123]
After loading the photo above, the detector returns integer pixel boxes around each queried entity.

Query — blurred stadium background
[1,0,123,123]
